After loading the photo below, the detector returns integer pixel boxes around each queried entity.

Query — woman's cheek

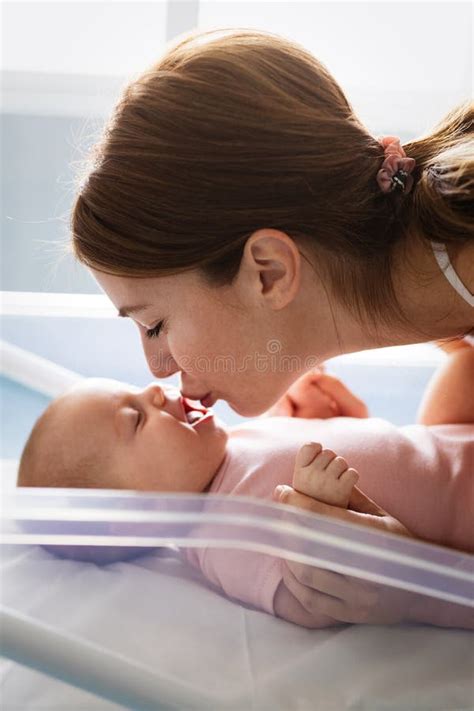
[174,336,208,374]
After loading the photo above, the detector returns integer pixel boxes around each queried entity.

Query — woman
[70,28,473,624]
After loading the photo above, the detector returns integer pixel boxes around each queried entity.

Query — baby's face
[58,379,229,492]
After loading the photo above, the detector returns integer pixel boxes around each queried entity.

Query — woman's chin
[228,398,268,418]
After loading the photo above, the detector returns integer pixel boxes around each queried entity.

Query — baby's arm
[263,369,368,420]
[417,345,474,425]
[273,442,360,628]
[188,442,360,629]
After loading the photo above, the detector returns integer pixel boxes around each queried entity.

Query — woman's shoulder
[463,330,474,346]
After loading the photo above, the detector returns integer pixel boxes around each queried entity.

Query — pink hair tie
[376,135,416,195]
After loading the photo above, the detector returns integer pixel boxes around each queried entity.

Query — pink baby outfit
[184,416,473,616]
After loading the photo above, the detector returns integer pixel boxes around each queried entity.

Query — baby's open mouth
[180,397,209,425]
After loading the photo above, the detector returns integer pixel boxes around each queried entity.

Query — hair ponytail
[71,28,473,333]
[402,101,474,247]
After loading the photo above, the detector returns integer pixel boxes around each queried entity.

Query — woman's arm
[417,345,474,425]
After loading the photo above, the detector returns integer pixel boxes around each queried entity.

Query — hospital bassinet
[1,301,473,711]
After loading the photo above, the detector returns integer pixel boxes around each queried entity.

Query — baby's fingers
[316,374,369,418]
[264,393,295,418]
[294,441,322,469]
[339,467,359,488]
[325,455,351,479]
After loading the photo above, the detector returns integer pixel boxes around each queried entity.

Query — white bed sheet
[1,540,473,711]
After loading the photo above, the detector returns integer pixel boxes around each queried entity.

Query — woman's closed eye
[145,320,164,339]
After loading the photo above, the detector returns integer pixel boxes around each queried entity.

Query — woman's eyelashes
[145,320,164,339]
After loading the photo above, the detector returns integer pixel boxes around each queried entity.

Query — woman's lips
[180,391,216,409]
[180,396,209,416]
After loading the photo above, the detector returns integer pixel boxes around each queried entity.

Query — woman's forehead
[93,268,190,295]
[91,268,212,314]
[91,270,162,311]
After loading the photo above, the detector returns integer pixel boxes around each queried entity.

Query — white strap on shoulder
[431,241,474,308]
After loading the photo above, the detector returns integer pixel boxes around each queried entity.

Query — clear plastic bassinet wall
[1,304,473,711]
[1,488,474,711]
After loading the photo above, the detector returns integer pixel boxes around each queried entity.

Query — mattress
[2,542,473,711]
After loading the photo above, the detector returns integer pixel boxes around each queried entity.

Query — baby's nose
[144,383,177,408]
[151,389,165,407]
[140,383,165,407]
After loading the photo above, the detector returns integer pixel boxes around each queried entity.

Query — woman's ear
[242,229,302,308]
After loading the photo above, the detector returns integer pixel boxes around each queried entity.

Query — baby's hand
[264,368,368,420]
[292,442,359,508]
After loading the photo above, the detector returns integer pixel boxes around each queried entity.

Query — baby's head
[17,379,229,564]
[18,378,229,494]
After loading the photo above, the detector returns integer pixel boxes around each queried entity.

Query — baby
[17,345,474,626]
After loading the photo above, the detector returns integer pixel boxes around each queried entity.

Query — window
[2,1,469,295]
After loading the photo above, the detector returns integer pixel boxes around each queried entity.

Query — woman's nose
[142,340,180,380]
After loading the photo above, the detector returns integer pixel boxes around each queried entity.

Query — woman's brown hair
[71,28,473,329]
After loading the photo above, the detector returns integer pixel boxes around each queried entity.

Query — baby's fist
[292,442,359,508]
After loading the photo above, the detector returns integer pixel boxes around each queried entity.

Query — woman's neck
[298,234,474,360]
[389,233,474,340]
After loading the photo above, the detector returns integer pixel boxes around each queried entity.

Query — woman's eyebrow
[117,304,150,318]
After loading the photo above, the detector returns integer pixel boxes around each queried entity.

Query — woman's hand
[272,485,415,627]
[276,558,418,626]
[264,367,369,419]
[275,484,413,538]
